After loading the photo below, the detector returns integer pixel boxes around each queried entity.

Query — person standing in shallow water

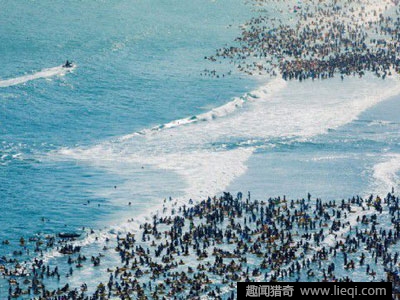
[3,191,400,298]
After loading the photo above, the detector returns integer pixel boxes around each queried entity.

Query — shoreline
[3,191,400,299]
[34,54,400,300]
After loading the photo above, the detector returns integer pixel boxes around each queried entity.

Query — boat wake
[0,65,76,88]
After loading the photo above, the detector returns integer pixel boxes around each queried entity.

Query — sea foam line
[44,77,287,261]
[119,76,287,140]
[50,73,400,272]
[57,74,400,206]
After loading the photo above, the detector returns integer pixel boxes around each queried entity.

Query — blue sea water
[2,0,400,296]
[0,0,255,245]
[0,0,258,294]
[228,93,400,201]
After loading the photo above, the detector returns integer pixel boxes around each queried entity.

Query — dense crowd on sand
[3,190,400,299]
[203,0,400,81]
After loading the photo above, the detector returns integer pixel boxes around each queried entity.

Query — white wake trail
[0,65,75,88]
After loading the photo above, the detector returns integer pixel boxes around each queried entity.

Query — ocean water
[0,0,255,244]
[228,80,400,201]
[2,0,400,297]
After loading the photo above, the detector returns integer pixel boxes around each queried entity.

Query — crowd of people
[204,0,400,81]
[3,1,400,299]
[2,190,400,299]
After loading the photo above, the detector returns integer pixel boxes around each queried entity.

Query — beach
[3,191,400,299]
[2,0,400,299]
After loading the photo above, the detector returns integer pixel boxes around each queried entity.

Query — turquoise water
[229,93,400,201]
[0,0,255,246]
[0,0,260,294]
[2,0,400,297]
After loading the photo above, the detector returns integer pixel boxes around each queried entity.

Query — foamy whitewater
[58,73,400,206]
[0,65,75,88]
[2,0,400,297]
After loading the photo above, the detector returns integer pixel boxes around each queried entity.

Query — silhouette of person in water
[64,60,72,68]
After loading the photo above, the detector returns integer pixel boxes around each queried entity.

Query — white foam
[120,76,287,141]
[310,154,351,162]
[57,74,400,202]
[51,75,400,249]
[0,65,75,88]
[43,1,400,283]
[36,0,400,289]
[367,120,393,127]
[372,153,400,196]
[49,62,400,268]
